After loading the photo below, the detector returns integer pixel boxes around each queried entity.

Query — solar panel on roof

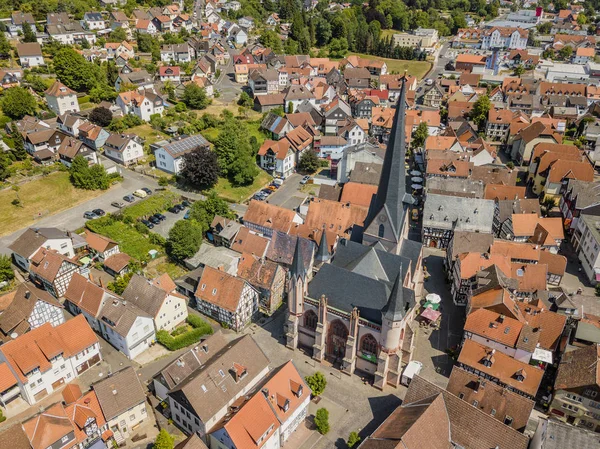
[165,135,209,156]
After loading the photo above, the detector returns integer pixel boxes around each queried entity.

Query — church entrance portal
[327,319,348,359]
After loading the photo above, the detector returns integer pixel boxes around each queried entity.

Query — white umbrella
[410,170,421,176]
[411,177,423,183]
[426,293,441,304]
[411,184,423,190]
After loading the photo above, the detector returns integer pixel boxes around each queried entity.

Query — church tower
[285,237,306,350]
[375,265,407,389]
[362,75,415,254]
[314,229,331,267]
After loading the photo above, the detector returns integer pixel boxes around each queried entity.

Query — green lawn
[201,127,220,143]
[209,171,272,203]
[128,124,169,146]
[380,29,400,40]
[347,53,431,79]
[121,191,181,220]
[0,172,105,237]
[86,220,162,261]
[146,258,188,279]
[202,120,267,146]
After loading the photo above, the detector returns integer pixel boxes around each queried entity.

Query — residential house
[337,142,383,184]
[84,230,120,261]
[243,200,303,237]
[57,137,97,168]
[422,194,495,249]
[78,122,110,151]
[136,19,158,34]
[122,274,188,332]
[105,41,135,60]
[63,273,118,333]
[481,27,528,50]
[249,69,279,96]
[161,43,193,63]
[257,138,295,178]
[360,375,529,449]
[115,67,154,92]
[230,227,269,256]
[167,334,270,438]
[116,90,165,122]
[530,418,600,448]
[237,253,286,315]
[82,12,106,30]
[510,121,561,164]
[159,66,181,83]
[9,12,36,37]
[103,253,131,278]
[28,248,81,298]
[208,360,310,448]
[0,282,64,342]
[0,315,100,405]
[458,339,544,399]
[561,179,600,237]
[57,113,85,137]
[103,133,144,166]
[549,344,600,432]
[16,43,44,68]
[509,215,564,253]
[422,83,444,108]
[93,367,149,444]
[152,134,210,175]
[45,81,80,116]
[193,266,259,331]
[9,227,75,272]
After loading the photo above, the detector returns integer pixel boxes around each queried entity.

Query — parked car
[123,195,136,203]
[140,219,154,229]
[133,189,147,198]
[181,200,191,208]
[273,178,284,187]
[141,187,153,195]
[111,201,125,208]
[267,185,277,191]
[261,189,273,196]
[174,203,185,212]
[184,210,190,219]
[83,211,98,219]
[92,209,105,217]
[149,215,161,225]
[300,175,310,185]
[254,193,267,201]
[168,206,180,214]
[153,213,166,221]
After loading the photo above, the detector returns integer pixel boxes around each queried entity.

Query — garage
[76,354,101,374]
[34,389,48,402]
[51,378,65,389]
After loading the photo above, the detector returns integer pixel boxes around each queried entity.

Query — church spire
[382,263,407,322]
[290,236,305,281]
[315,229,330,264]
[364,74,413,242]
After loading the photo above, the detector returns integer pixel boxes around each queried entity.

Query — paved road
[0,167,158,255]
[265,173,307,210]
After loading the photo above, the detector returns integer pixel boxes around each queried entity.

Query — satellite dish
[10,332,18,339]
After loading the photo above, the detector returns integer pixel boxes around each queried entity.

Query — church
[285,77,425,389]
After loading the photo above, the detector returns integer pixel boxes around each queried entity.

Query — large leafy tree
[166,219,205,260]
[53,47,104,92]
[1,87,37,119]
[89,107,113,127]
[180,146,220,189]
[305,371,327,396]
[258,29,283,53]
[22,22,37,43]
[69,155,110,190]
[469,94,491,130]
[153,430,174,449]
[298,150,319,173]
[412,121,429,149]
[214,118,259,186]
[189,192,235,227]
[0,254,14,283]
[10,123,27,161]
[182,84,210,110]
[0,32,12,59]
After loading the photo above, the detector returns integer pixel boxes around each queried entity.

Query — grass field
[380,29,400,40]
[210,171,272,203]
[128,124,169,146]
[0,172,105,237]
[202,120,267,146]
[86,219,162,261]
[347,53,432,79]
[121,191,181,220]
[145,256,188,279]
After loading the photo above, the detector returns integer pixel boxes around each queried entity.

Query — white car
[133,189,147,198]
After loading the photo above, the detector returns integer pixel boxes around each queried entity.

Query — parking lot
[262,173,317,210]
[150,207,190,238]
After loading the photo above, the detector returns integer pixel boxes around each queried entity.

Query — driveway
[0,168,158,255]
[150,207,190,239]
[264,174,308,210]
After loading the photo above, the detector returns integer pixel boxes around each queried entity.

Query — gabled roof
[195,266,247,313]
[122,274,175,317]
[554,344,599,390]
[45,81,77,97]
[29,247,79,282]
[93,367,146,421]
[22,403,75,449]
[8,227,69,258]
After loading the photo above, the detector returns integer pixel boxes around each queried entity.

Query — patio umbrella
[410,170,421,176]
[411,177,423,183]
[411,184,423,190]
[426,293,441,304]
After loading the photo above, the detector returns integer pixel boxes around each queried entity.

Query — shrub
[506,161,515,169]
[305,371,327,396]
[156,316,213,351]
[314,408,329,435]
[135,221,149,234]
[347,431,361,448]
[149,232,166,246]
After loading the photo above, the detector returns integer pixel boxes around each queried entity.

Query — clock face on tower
[378,214,387,222]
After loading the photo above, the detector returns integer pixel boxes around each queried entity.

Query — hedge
[156,315,213,351]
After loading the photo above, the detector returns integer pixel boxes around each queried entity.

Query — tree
[469,94,491,130]
[1,87,37,119]
[22,22,37,43]
[298,150,320,173]
[153,430,174,449]
[182,84,210,110]
[180,146,220,189]
[238,91,253,108]
[288,101,294,113]
[259,29,283,53]
[107,272,134,295]
[558,46,573,61]
[89,84,117,103]
[513,64,525,76]
[328,37,348,58]
[89,107,113,127]
[0,32,12,59]
[10,123,27,161]
[70,156,110,190]
[190,192,235,227]
[53,47,104,92]
[412,121,428,149]
[158,176,170,187]
[305,371,327,396]
[0,255,14,283]
[314,408,330,435]
[347,431,361,448]
[166,219,205,260]
[107,27,128,43]
[214,118,259,186]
